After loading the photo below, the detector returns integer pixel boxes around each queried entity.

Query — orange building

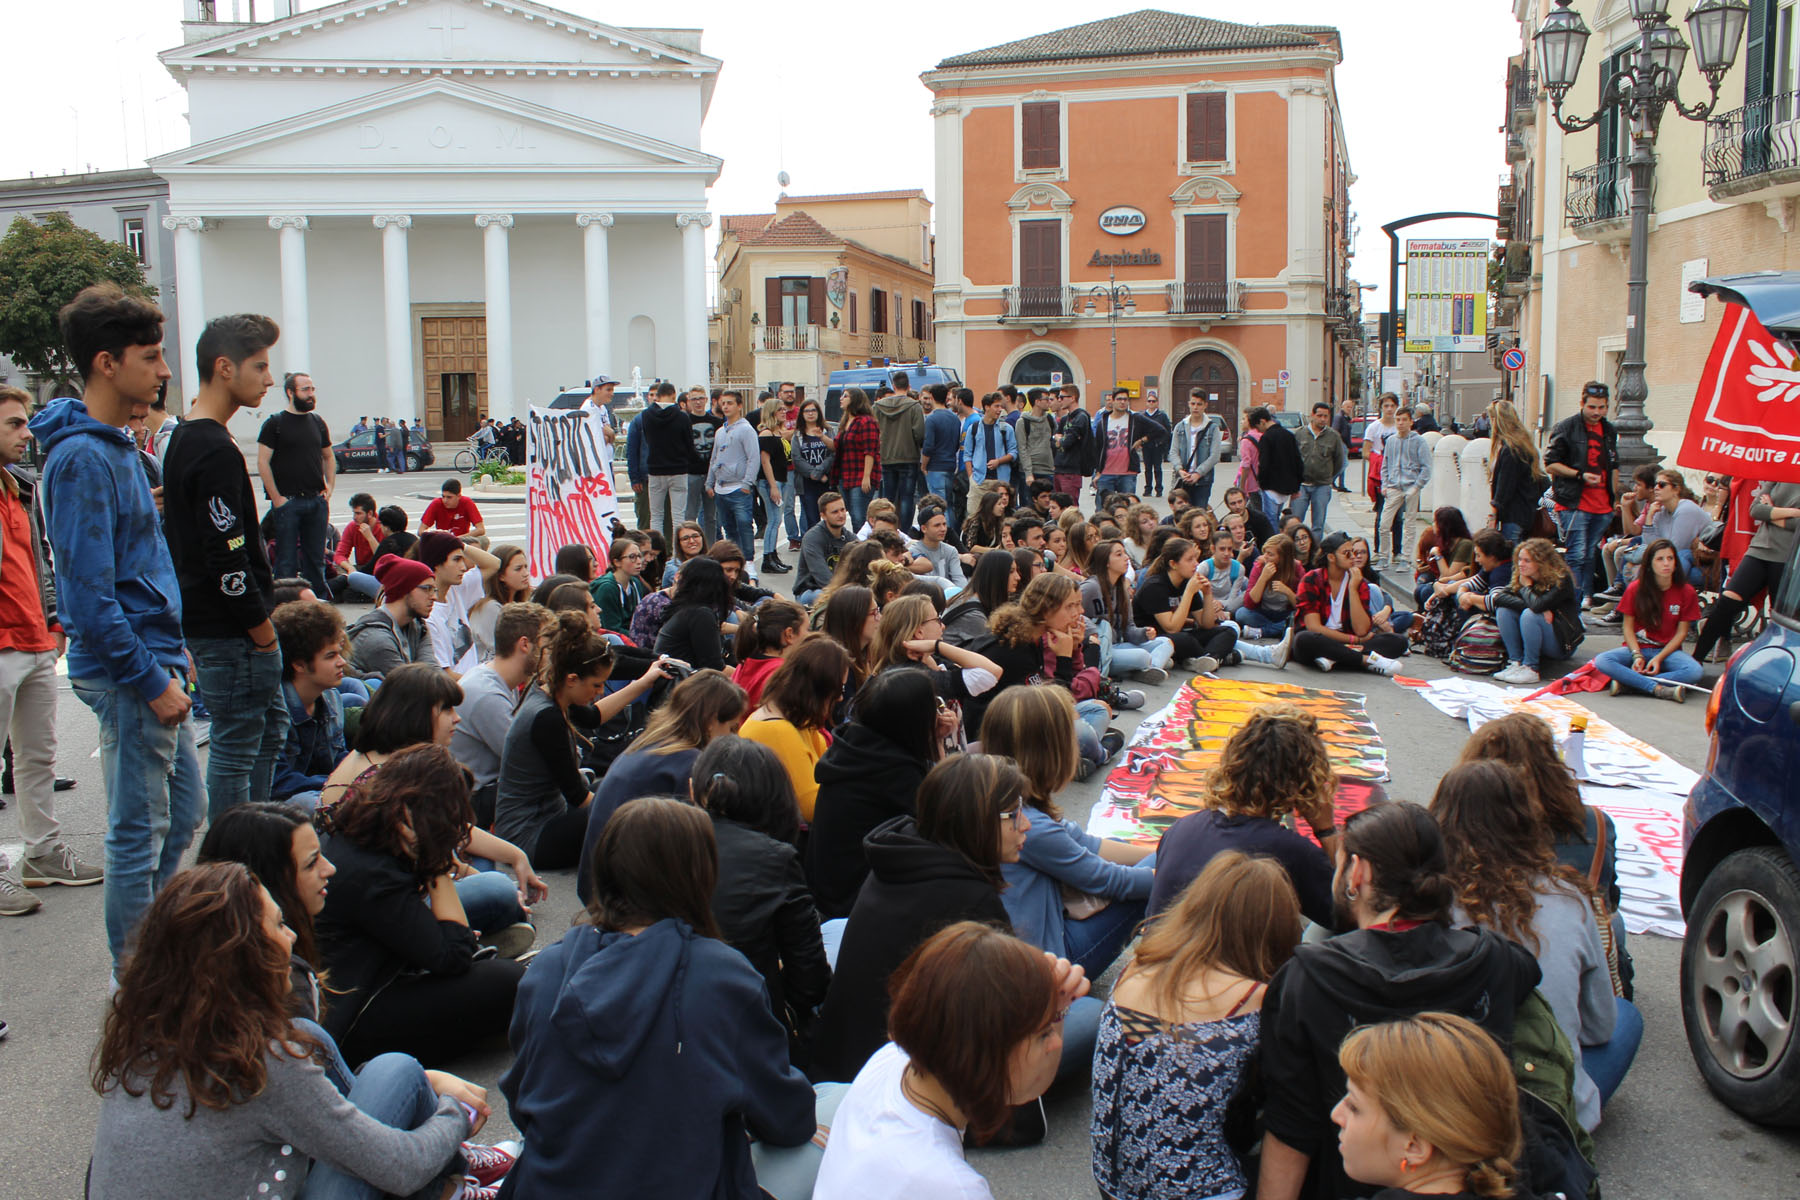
[923,11,1363,429]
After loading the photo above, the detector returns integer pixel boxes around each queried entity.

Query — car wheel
[1682,845,1800,1125]
[407,453,423,471]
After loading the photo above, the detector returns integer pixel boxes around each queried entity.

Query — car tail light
[1703,642,1751,736]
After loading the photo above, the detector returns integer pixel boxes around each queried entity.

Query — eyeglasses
[616,552,642,561]
[998,798,1028,823]
[414,583,438,595]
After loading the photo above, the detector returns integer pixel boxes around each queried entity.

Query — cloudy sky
[2,0,1524,310]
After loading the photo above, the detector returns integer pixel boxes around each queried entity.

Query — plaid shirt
[1295,567,1372,631]
[834,415,883,490]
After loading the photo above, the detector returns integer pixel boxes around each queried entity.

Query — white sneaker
[1366,653,1402,677]
[1193,655,1220,674]
[1269,628,1293,670]
[1496,663,1540,685]
[1240,627,1264,641]
[1313,656,1336,672]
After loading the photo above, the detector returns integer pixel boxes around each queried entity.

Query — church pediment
[150,77,721,174]
[162,0,718,75]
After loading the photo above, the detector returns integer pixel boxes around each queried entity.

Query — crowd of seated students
[89,444,1650,1200]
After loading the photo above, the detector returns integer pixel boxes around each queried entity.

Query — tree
[0,213,154,386]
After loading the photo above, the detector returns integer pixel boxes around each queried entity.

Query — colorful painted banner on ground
[1085,677,1389,850]
[526,405,618,583]
[1407,677,1691,939]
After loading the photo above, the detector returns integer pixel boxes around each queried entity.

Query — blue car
[1682,272,1800,1125]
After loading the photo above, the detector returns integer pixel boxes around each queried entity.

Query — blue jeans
[797,477,829,533]
[1094,473,1137,499]
[1556,508,1614,601]
[71,673,205,965]
[843,484,875,531]
[456,869,526,935]
[1063,884,1151,981]
[190,636,290,823]
[1495,605,1559,669]
[1581,997,1645,1106]
[714,488,755,557]
[1098,622,1175,679]
[296,1019,454,1200]
[272,494,330,598]
[1060,995,1106,1081]
[1298,482,1333,538]
[1593,644,1705,694]
[1233,606,1291,638]
[754,481,785,557]
[1500,521,1526,546]
[925,469,955,512]
[345,570,381,601]
[882,463,921,529]
[1075,697,1110,764]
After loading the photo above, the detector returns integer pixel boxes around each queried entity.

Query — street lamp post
[1084,267,1136,394]
[1535,0,1749,476]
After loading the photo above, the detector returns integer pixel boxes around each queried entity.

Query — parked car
[1681,271,1800,1126]
[333,427,434,473]
[1348,414,1370,458]
[823,363,962,424]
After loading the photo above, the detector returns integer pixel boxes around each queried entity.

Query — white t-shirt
[814,1044,991,1200]
[425,566,487,675]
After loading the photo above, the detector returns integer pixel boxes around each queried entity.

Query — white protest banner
[526,405,619,582]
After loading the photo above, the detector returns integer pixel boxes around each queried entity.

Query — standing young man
[1295,401,1348,540]
[683,387,722,540]
[383,418,405,474]
[874,371,926,528]
[0,385,100,917]
[1092,388,1156,498]
[165,313,288,822]
[1252,407,1304,525]
[1376,406,1432,570]
[919,385,962,535]
[641,381,690,540]
[1331,398,1356,492]
[33,284,199,965]
[256,371,335,598]
[706,390,760,558]
[1014,387,1057,509]
[1139,390,1173,497]
[963,392,1017,488]
[1051,384,1093,500]
[1171,391,1223,510]
[1543,381,1619,602]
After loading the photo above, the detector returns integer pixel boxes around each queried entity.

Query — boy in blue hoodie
[34,284,201,966]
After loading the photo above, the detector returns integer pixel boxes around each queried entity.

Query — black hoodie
[641,401,695,476]
[804,724,933,919]
[1259,923,1541,1200]
[808,817,1009,1083]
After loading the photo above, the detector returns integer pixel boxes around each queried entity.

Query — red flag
[1679,302,1800,482]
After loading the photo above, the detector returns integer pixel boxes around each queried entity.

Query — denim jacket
[273,681,345,801]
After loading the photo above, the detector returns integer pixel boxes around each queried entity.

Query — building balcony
[1501,241,1533,298]
[1565,158,1647,243]
[758,323,821,352]
[1165,280,1244,317]
[1001,285,1076,320]
[1508,67,1537,134]
[1497,171,1518,239]
[1704,94,1800,203]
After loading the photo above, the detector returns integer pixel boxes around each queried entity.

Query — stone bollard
[1429,433,1465,518]
[1459,438,1493,532]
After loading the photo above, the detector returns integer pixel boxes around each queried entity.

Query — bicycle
[453,438,511,473]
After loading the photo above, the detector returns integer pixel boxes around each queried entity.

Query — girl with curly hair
[1430,760,1640,1130]
[90,862,484,1200]
[1146,704,1338,926]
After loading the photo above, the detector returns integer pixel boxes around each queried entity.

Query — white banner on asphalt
[1408,677,1692,938]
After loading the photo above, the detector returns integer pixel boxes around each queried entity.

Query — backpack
[1450,615,1508,675]
[629,589,674,650]
[1511,989,1601,1200]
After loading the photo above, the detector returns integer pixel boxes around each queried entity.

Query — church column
[475,213,515,421]
[161,215,206,391]
[676,211,712,389]
[372,215,413,424]
[577,212,614,381]
[268,216,311,373]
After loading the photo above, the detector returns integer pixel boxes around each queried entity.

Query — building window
[765,276,823,327]
[122,217,147,264]
[1021,100,1061,170]
[870,288,888,334]
[1186,92,1227,162]
[1017,218,1063,316]
[849,291,858,333]
[912,298,927,340]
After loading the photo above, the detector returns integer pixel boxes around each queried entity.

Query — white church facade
[152,0,721,439]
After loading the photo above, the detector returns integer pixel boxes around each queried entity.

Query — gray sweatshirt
[90,1044,469,1200]
[909,537,967,587]
[1748,481,1800,563]
[450,661,519,791]
[1380,429,1432,491]
[1642,497,1710,554]
[705,416,759,494]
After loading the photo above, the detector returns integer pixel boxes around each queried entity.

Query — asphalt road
[4,458,1799,1198]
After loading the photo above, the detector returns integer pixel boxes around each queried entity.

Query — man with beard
[451,601,551,827]
[166,314,287,822]
[1253,802,1541,1200]
[256,371,335,598]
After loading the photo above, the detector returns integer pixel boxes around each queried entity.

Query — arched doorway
[1171,349,1240,435]
[1009,350,1074,388]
